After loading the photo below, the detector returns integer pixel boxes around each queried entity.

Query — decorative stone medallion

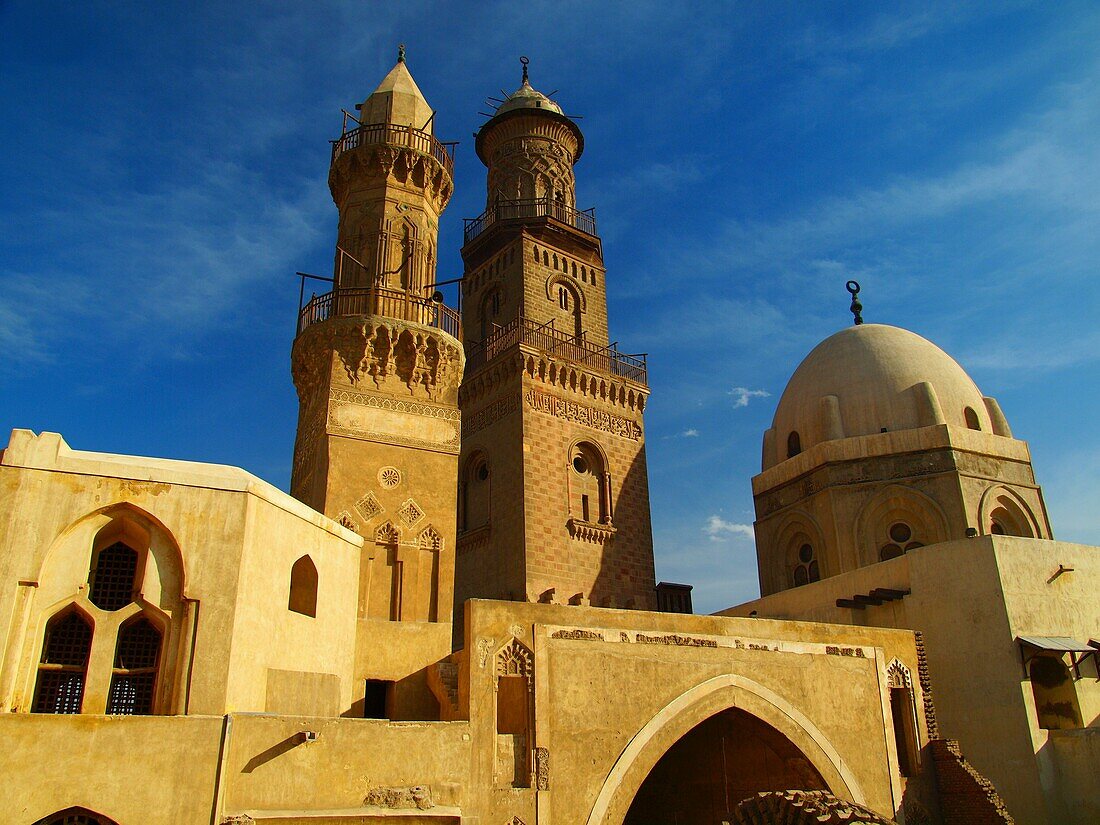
[379,466,402,488]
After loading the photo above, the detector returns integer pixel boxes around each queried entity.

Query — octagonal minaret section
[454,60,656,614]
[291,50,463,643]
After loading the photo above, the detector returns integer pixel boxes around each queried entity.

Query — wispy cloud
[729,387,770,409]
[704,515,755,543]
[681,428,699,438]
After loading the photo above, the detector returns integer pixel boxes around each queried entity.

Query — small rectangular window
[582,494,590,522]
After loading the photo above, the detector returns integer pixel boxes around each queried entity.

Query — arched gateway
[587,675,865,825]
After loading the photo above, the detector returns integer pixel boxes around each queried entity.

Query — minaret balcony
[463,197,597,245]
[466,315,647,386]
[331,122,456,177]
[297,284,462,340]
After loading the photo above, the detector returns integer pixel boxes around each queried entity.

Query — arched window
[496,639,534,788]
[89,541,138,611]
[571,261,577,277]
[1029,655,1082,730]
[558,286,570,309]
[289,555,318,617]
[481,287,503,339]
[107,617,162,715]
[543,251,549,266]
[964,406,981,430]
[569,443,610,524]
[786,431,802,459]
[460,456,490,532]
[887,661,920,776]
[791,543,820,587]
[33,609,92,714]
[591,271,597,287]
[532,246,539,263]
[33,808,119,825]
[987,493,1035,538]
[879,521,924,561]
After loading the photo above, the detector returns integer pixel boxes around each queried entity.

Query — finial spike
[520,55,530,84]
[846,280,864,325]
[398,44,406,63]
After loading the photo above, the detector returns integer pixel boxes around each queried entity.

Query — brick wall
[930,738,1015,825]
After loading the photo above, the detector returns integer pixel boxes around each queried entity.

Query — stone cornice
[753,424,1033,496]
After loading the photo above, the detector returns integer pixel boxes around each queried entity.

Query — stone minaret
[290,49,463,667]
[455,61,656,612]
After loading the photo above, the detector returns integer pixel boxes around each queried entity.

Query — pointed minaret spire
[846,280,864,325]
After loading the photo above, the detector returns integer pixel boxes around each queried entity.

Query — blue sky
[2,2,1098,613]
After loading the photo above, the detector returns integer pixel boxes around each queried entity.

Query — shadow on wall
[589,443,656,611]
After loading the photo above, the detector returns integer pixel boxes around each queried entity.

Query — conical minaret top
[475,58,584,210]
[327,48,454,293]
[356,45,435,132]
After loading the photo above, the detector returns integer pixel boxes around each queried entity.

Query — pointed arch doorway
[624,706,828,825]
[585,675,863,825]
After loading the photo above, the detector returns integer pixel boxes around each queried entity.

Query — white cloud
[704,515,755,543]
[729,387,771,408]
[681,428,699,437]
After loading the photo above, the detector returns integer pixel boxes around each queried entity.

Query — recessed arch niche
[854,486,949,569]
[586,674,863,825]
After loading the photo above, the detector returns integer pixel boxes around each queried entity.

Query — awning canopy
[1017,636,1097,679]
[1017,635,1095,653]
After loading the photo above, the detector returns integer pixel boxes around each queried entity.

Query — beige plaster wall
[222,714,472,817]
[1039,728,1100,825]
[0,430,362,719]
[226,491,361,715]
[727,536,1099,825]
[2,714,224,824]
[462,599,930,825]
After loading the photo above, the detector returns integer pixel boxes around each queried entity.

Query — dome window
[786,431,802,459]
[791,543,820,587]
[964,407,981,430]
[880,522,923,561]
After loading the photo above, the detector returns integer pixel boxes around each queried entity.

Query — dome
[474,64,584,164]
[764,324,1007,470]
[495,77,565,116]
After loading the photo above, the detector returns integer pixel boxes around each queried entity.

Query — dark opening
[786,431,801,458]
[625,707,827,825]
[363,679,391,719]
[890,687,917,775]
[964,407,981,430]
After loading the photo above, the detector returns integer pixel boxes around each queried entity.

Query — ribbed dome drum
[764,324,1009,469]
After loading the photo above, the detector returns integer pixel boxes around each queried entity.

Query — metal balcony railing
[463,197,597,244]
[297,286,461,339]
[466,316,647,385]
[331,122,456,177]
[296,249,461,339]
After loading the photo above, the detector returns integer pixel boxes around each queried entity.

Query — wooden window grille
[33,611,92,714]
[89,541,138,611]
[107,617,161,715]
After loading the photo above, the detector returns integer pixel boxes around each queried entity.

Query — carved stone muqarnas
[293,315,464,403]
